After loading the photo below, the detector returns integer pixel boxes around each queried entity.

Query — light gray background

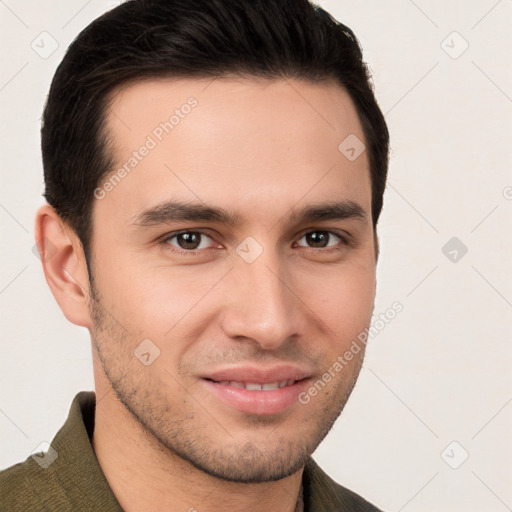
[1,1,511,511]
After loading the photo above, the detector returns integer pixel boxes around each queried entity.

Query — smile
[213,379,296,390]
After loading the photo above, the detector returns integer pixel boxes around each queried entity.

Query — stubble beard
[88,282,364,483]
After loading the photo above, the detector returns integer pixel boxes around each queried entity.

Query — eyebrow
[131,199,368,229]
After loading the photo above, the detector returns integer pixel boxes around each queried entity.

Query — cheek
[94,235,375,348]
[96,257,221,338]
[304,262,376,341]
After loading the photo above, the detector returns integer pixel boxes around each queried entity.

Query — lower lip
[202,379,311,415]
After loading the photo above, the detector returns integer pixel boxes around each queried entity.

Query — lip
[200,365,312,415]
[201,365,312,384]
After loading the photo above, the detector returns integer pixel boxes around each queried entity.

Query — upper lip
[201,365,312,384]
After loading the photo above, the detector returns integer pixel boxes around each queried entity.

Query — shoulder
[0,456,46,511]
[0,391,115,512]
[304,458,384,512]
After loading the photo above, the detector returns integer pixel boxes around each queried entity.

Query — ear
[34,204,93,328]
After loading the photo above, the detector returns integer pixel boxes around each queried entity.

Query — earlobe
[34,204,92,328]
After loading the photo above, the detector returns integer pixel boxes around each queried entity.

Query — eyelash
[160,229,350,256]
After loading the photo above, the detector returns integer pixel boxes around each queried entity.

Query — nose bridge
[221,247,301,349]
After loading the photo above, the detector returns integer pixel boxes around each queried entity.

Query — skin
[35,76,378,512]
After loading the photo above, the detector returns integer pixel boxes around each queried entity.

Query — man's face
[89,77,376,482]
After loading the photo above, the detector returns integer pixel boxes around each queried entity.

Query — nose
[220,251,305,351]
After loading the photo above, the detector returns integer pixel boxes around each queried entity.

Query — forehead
[98,76,371,228]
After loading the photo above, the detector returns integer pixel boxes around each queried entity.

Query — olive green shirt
[0,392,383,511]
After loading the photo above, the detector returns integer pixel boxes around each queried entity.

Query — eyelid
[161,229,218,253]
[297,229,345,247]
[295,230,354,253]
[296,228,350,244]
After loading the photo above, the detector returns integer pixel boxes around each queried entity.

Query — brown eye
[165,232,213,251]
[296,231,344,249]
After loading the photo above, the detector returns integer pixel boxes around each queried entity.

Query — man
[0,0,389,510]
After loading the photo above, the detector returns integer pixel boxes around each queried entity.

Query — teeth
[216,380,296,390]
[246,382,262,390]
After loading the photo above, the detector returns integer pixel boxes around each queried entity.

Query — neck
[91,386,304,512]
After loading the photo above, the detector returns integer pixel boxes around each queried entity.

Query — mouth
[208,379,297,391]
[200,366,312,415]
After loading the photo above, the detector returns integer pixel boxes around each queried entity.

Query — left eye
[296,231,343,249]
